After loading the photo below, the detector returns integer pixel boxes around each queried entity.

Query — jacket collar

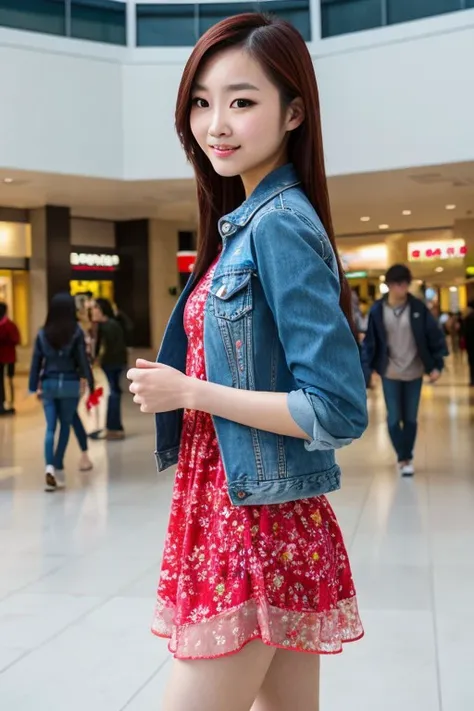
[218,164,301,236]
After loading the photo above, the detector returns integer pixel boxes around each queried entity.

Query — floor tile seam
[118,657,170,711]
[345,462,379,549]
[0,592,114,678]
[426,474,445,711]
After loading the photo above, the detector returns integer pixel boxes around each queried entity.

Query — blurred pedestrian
[362,264,448,477]
[0,302,20,416]
[462,301,474,386]
[29,293,94,491]
[91,298,128,440]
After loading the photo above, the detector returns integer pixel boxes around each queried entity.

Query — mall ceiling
[1,160,474,236]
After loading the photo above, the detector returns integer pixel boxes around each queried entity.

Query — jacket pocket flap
[210,270,253,301]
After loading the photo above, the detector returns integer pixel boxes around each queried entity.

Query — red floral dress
[152,262,363,660]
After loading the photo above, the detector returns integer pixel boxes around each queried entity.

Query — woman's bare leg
[251,648,320,711]
[163,640,276,711]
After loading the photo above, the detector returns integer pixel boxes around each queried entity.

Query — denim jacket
[155,164,368,506]
[29,326,94,394]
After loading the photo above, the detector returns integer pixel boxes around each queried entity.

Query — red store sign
[177,251,197,273]
[408,240,466,262]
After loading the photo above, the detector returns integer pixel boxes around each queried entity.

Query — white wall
[1,8,474,181]
[315,12,474,175]
[0,29,123,179]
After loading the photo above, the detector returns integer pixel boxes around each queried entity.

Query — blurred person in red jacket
[0,302,20,415]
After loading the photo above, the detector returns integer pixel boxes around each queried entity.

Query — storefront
[69,249,120,308]
[0,221,31,345]
[407,236,468,314]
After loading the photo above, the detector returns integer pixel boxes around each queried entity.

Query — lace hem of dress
[151,595,364,660]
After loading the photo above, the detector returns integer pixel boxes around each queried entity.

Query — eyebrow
[193,82,260,92]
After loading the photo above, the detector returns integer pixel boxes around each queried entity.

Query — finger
[136,359,163,369]
[133,394,143,405]
[127,368,139,381]
[129,382,138,394]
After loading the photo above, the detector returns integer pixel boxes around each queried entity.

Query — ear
[285,97,305,132]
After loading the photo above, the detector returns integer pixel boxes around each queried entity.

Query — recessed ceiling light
[379,224,389,230]
[3,177,13,184]
[445,204,456,210]
[402,210,412,216]
[449,286,458,293]
[360,216,370,222]
[435,267,444,273]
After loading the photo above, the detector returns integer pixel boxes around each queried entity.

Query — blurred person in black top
[91,298,128,440]
[462,301,474,386]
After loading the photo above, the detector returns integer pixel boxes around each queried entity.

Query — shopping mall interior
[1,1,474,710]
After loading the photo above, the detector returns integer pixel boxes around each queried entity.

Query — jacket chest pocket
[210,271,253,321]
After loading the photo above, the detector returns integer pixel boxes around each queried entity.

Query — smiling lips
[210,145,240,158]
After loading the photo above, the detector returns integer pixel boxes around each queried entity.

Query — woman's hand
[127,359,190,414]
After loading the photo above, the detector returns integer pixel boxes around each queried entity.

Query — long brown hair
[175,13,353,325]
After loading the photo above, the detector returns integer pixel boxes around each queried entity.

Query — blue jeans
[43,397,80,469]
[381,377,423,462]
[103,367,124,432]
[72,412,88,452]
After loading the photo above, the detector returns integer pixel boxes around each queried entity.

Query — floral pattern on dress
[152,260,364,660]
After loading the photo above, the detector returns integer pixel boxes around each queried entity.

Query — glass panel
[136,4,196,47]
[321,0,382,38]
[387,0,461,25]
[198,1,311,41]
[263,1,311,41]
[0,0,65,36]
[71,0,126,45]
[198,3,259,37]
[467,0,474,7]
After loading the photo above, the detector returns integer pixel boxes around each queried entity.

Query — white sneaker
[55,470,66,488]
[45,466,57,492]
[401,462,415,477]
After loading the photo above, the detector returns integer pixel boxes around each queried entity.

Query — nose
[208,108,231,139]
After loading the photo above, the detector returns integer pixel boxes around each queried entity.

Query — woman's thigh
[57,397,80,426]
[43,398,59,431]
[163,640,276,711]
[252,648,320,711]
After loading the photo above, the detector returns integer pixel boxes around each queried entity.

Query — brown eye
[231,99,254,109]
[192,97,208,108]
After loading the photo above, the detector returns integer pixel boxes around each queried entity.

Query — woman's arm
[188,378,308,439]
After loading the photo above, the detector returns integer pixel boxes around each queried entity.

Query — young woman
[29,293,94,492]
[128,13,367,711]
[91,298,128,440]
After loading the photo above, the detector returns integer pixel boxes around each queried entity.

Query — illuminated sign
[70,252,120,271]
[346,271,368,279]
[408,240,466,262]
[340,244,388,272]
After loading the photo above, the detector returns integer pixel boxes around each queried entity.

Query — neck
[387,292,408,308]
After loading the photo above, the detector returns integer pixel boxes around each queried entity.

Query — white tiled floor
[0,363,473,710]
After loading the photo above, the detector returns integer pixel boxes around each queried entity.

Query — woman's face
[190,47,304,197]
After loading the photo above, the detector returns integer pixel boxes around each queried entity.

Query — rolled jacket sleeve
[252,207,368,451]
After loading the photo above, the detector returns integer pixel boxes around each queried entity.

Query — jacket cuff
[287,390,353,452]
